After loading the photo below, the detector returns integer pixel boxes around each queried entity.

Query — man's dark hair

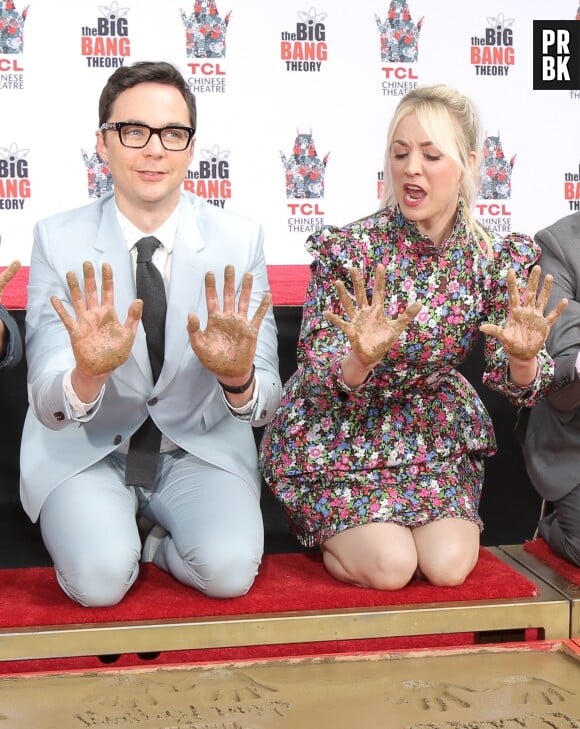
[98,61,197,129]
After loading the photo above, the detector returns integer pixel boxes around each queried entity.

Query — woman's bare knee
[414,519,479,586]
[322,523,418,590]
[421,556,476,587]
[323,548,416,590]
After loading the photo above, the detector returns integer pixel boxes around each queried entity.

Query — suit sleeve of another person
[535,213,580,412]
[521,213,580,502]
[0,305,23,369]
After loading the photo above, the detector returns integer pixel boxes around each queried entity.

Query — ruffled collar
[388,198,468,255]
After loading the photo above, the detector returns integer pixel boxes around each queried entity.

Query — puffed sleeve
[480,231,553,407]
[300,227,354,369]
[291,223,380,410]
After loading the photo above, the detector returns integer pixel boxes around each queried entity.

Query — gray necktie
[125,236,167,489]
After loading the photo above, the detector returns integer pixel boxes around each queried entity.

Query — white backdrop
[1,0,579,267]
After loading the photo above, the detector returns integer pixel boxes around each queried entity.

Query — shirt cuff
[504,367,541,398]
[221,372,260,418]
[63,369,105,420]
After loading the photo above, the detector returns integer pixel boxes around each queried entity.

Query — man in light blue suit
[20,61,282,607]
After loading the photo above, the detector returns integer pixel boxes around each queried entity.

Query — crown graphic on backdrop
[479,133,517,200]
[180,0,231,58]
[0,0,29,54]
[82,148,113,200]
[280,130,329,199]
[375,0,423,63]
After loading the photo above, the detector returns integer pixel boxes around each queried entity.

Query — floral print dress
[259,206,554,548]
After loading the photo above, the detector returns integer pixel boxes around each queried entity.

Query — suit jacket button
[53,411,65,421]
[259,409,268,419]
[148,397,158,406]
[114,435,122,445]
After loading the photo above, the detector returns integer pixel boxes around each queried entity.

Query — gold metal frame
[500,543,580,638]
[0,548,571,662]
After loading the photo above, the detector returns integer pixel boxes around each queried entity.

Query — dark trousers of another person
[539,484,580,567]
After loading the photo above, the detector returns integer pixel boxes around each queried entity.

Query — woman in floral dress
[259,84,567,590]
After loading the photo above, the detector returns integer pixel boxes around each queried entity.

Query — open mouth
[404,184,426,202]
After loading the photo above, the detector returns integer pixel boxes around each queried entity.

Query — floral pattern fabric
[259,206,554,547]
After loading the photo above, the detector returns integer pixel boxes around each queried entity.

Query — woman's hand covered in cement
[479,265,568,360]
[324,263,422,367]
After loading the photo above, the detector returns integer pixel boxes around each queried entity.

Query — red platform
[0,548,563,675]
[0,265,311,310]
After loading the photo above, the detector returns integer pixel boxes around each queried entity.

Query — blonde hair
[381,84,492,255]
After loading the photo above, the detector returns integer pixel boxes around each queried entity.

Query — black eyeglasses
[100,122,195,151]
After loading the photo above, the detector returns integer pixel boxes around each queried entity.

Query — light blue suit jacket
[20,191,282,521]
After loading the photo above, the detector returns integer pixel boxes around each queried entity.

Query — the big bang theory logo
[564,162,580,211]
[377,171,384,201]
[81,2,131,68]
[377,0,421,97]
[183,0,230,95]
[184,144,231,208]
[470,12,515,77]
[280,7,328,73]
[0,142,30,210]
[281,129,328,233]
[476,131,515,233]
[0,1,28,89]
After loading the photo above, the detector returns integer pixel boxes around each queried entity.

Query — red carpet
[0,550,538,630]
[0,549,542,676]
[1,265,311,310]
[523,538,580,586]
